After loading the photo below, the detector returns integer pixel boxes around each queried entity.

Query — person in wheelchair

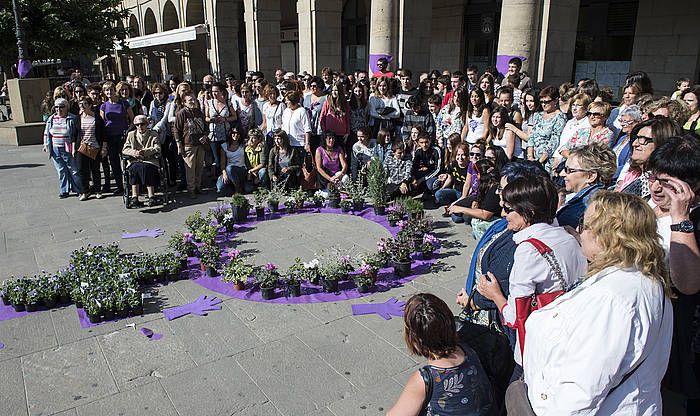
[122,115,161,207]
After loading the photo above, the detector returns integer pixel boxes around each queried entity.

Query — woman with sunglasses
[244,129,268,190]
[148,83,177,186]
[122,115,161,207]
[446,159,501,235]
[610,105,643,183]
[556,144,617,228]
[526,86,567,173]
[477,175,587,367]
[616,118,682,199]
[216,127,247,196]
[561,101,614,158]
[43,98,84,199]
[206,82,237,175]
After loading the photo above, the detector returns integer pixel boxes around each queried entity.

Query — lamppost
[12,0,30,78]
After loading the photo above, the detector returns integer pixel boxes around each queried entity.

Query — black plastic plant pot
[357,284,374,294]
[260,286,276,300]
[374,206,386,216]
[328,198,341,208]
[392,260,412,277]
[206,266,217,277]
[117,309,129,319]
[25,303,38,312]
[268,201,279,213]
[130,305,144,316]
[102,310,114,321]
[256,207,266,219]
[59,294,71,304]
[421,251,433,260]
[1,295,8,306]
[12,303,25,312]
[314,201,323,208]
[287,283,301,297]
[234,206,248,223]
[322,279,339,293]
[353,201,364,211]
[44,297,57,309]
[341,206,351,213]
[88,313,101,324]
[180,258,188,270]
[75,300,84,309]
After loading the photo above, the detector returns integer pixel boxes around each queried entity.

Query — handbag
[513,238,568,356]
[78,142,100,160]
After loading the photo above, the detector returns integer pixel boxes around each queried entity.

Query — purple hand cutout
[162,295,223,321]
[0,341,4,349]
[140,327,163,341]
[351,297,406,320]
[121,228,165,239]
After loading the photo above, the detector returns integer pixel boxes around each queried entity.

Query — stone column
[368,0,398,74]
[398,0,433,78]
[535,0,580,85]
[208,0,242,79]
[297,0,343,74]
[244,0,282,78]
[496,0,539,75]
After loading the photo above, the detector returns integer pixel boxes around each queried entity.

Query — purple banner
[496,55,527,79]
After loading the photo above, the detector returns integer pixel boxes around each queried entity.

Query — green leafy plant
[327,182,341,200]
[384,235,414,262]
[403,198,424,215]
[198,243,221,268]
[339,198,353,209]
[194,224,218,245]
[255,263,280,288]
[210,202,229,224]
[367,158,389,207]
[267,178,287,204]
[289,187,307,208]
[231,193,249,208]
[342,178,367,204]
[185,211,209,234]
[222,253,255,285]
[168,231,196,257]
[253,188,269,208]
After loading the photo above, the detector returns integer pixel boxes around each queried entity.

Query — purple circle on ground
[189,205,437,304]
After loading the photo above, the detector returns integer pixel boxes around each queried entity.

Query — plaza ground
[0,144,476,416]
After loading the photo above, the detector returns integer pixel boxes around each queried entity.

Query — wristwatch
[670,220,695,233]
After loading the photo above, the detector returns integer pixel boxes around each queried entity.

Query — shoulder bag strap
[521,238,568,291]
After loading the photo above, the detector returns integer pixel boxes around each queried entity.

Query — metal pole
[12,0,27,60]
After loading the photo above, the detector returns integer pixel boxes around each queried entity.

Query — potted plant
[40,274,59,309]
[198,242,221,277]
[169,231,196,260]
[101,295,115,321]
[386,205,405,227]
[231,193,250,223]
[327,183,341,208]
[404,198,424,219]
[312,190,325,208]
[367,158,389,215]
[253,188,268,219]
[194,224,219,246]
[342,179,366,211]
[319,255,353,292]
[354,263,377,293]
[210,202,229,225]
[288,187,307,212]
[128,291,143,316]
[220,211,235,233]
[419,234,440,259]
[57,269,73,304]
[385,235,414,277]
[285,258,306,297]
[302,258,321,284]
[339,198,353,213]
[267,180,287,213]
[115,293,129,318]
[24,284,40,312]
[255,263,279,300]
[5,279,26,312]
[222,250,254,290]
[185,211,209,235]
[375,240,391,267]
[85,299,102,324]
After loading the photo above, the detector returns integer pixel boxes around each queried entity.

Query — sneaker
[146,198,156,207]
[79,194,88,201]
[95,193,104,199]
[129,197,141,208]
[59,193,69,199]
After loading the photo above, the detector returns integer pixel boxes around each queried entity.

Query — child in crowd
[411,132,442,196]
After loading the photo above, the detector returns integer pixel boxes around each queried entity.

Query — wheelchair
[121,153,171,209]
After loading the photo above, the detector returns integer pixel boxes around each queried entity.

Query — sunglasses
[563,166,592,175]
[495,185,503,195]
[154,91,165,95]
[310,84,319,88]
[587,111,604,117]
[502,204,515,214]
[540,98,554,104]
[469,152,482,157]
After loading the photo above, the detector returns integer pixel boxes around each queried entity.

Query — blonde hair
[588,101,611,118]
[115,81,133,98]
[585,191,671,297]
[569,143,617,185]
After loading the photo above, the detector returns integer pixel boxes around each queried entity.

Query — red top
[319,100,350,136]
[372,71,394,79]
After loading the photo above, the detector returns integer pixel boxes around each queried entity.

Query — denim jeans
[216,164,247,195]
[210,141,224,169]
[51,146,82,195]
[435,188,461,206]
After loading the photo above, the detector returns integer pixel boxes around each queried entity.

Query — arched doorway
[162,0,183,80]
[143,8,161,81]
[185,0,209,82]
[128,15,144,76]
[341,0,369,74]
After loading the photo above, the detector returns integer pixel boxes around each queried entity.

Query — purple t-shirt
[100,100,129,137]
[467,161,479,196]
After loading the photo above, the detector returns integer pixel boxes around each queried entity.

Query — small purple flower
[339,255,351,264]
[226,249,241,259]
[263,263,277,271]
[183,233,193,243]
[358,263,374,275]
[386,206,397,214]
[377,240,387,252]
[396,220,407,229]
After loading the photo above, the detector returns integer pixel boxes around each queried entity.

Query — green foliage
[198,243,221,268]
[253,188,268,208]
[367,158,389,206]
[185,211,209,234]
[230,194,248,208]
[0,0,129,67]
[222,258,254,285]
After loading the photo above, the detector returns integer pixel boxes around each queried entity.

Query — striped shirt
[80,115,98,148]
[49,116,69,147]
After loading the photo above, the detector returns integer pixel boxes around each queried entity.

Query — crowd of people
[38,62,700,415]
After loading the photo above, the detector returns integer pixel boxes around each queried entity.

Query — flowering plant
[198,242,221,268]
[185,211,209,234]
[384,235,414,262]
[312,190,325,206]
[221,212,235,231]
[319,255,353,281]
[255,263,280,288]
[339,198,353,209]
[169,231,196,258]
[420,234,440,254]
[210,202,229,224]
[386,205,405,221]
[222,254,254,285]
[194,224,219,245]
[353,262,376,288]
[302,258,321,283]
[289,187,307,208]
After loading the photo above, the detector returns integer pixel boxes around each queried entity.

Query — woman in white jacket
[367,76,401,140]
[521,191,673,415]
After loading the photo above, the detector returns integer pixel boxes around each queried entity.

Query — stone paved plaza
[0,145,476,416]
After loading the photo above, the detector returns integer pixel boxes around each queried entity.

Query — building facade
[108,0,699,94]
